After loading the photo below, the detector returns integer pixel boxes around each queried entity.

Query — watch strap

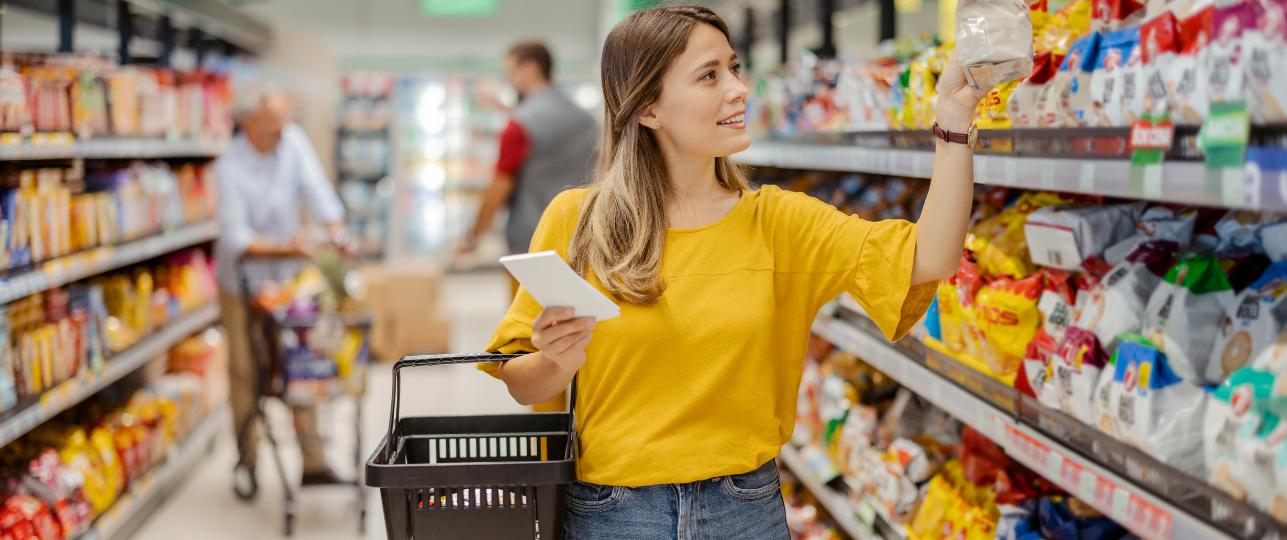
[933,123,970,145]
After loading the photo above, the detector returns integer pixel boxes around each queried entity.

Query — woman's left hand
[935,50,992,133]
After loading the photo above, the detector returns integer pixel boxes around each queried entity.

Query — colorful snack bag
[1140,12,1181,119]
[1207,1,1263,107]
[1142,253,1237,384]
[976,80,1021,129]
[1037,0,1094,55]
[1220,249,1273,293]
[1214,210,1273,253]
[1092,0,1146,32]
[1205,367,1275,500]
[1207,263,1287,382]
[958,255,990,360]
[1024,202,1145,270]
[1103,206,1198,265]
[1039,268,1078,344]
[1018,334,1063,409]
[1076,240,1180,353]
[1167,5,1217,125]
[1090,27,1142,126]
[1058,32,1104,127]
[1052,326,1112,423]
[939,280,966,350]
[976,273,1045,376]
[956,0,1037,88]
[1105,336,1207,476]
[969,191,1071,278]
[1246,0,1287,124]
[1119,33,1146,125]
[1008,53,1060,127]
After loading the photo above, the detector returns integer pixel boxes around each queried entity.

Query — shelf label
[912,155,924,177]
[1129,119,1175,150]
[1080,163,1096,192]
[1041,161,1056,189]
[1045,451,1063,480]
[1221,167,1246,207]
[975,156,988,183]
[1004,159,1018,186]
[1111,489,1131,522]
[1143,164,1163,199]
[1078,470,1097,502]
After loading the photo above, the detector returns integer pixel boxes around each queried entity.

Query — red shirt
[495,119,530,176]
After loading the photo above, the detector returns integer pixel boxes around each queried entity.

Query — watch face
[967,123,979,148]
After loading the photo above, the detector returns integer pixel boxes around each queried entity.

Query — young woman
[483,6,990,539]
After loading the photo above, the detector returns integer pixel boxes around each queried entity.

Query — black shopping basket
[366,353,577,540]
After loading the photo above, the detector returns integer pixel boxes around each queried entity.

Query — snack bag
[1018,334,1063,408]
[1052,326,1112,423]
[1140,12,1181,119]
[1076,240,1180,353]
[939,280,966,350]
[976,80,1021,129]
[958,255,990,360]
[1167,6,1217,125]
[1142,253,1238,384]
[956,0,1036,88]
[1205,367,1275,500]
[976,273,1045,375]
[1024,202,1145,270]
[1207,1,1262,106]
[1219,249,1272,293]
[1105,336,1207,475]
[1009,52,1061,127]
[1058,32,1104,127]
[1208,262,1287,382]
[1119,33,1146,125]
[1038,269,1078,344]
[969,191,1071,278]
[1092,0,1146,32]
[1246,0,1287,124]
[1088,28,1141,126]
[1215,210,1273,254]
[1037,0,1095,55]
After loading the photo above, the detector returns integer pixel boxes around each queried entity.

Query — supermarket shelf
[0,138,230,161]
[778,444,878,540]
[810,314,1238,540]
[83,404,229,540]
[0,303,220,448]
[733,142,1249,211]
[0,221,220,305]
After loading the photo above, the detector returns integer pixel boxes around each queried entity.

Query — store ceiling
[231,0,603,73]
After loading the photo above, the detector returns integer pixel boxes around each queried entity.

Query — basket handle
[384,353,525,463]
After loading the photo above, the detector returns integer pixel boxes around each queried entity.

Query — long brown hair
[568,6,750,306]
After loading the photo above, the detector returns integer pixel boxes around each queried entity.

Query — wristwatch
[932,122,979,148]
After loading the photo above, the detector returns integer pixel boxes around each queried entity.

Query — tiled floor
[132,270,526,540]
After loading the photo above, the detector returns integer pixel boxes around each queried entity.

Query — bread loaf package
[956,0,1037,88]
[1204,368,1276,502]
[1142,253,1237,384]
[1207,262,1287,383]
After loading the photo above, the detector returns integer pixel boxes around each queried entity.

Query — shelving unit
[0,139,230,161]
[0,221,220,305]
[778,444,878,540]
[81,404,229,540]
[810,309,1260,540]
[0,302,220,448]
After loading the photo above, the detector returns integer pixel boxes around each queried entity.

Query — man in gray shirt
[215,90,349,493]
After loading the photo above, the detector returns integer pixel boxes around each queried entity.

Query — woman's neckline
[666,189,749,233]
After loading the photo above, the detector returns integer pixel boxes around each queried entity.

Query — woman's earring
[655,122,660,127]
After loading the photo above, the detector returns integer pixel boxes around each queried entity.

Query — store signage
[1129,119,1174,151]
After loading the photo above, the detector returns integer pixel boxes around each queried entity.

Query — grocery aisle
[132,271,523,540]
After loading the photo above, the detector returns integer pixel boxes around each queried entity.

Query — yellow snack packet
[975,80,1021,129]
[937,282,965,350]
[975,273,1045,376]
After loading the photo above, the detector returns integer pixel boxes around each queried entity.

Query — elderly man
[215,91,348,494]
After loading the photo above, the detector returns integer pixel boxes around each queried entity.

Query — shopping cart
[235,256,372,535]
[366,353,577,540]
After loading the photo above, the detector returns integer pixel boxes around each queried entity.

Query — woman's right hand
[531,307,596,372]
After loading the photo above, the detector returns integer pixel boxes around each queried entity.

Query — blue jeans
[562,459,790,540]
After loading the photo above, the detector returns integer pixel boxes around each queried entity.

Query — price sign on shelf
[1042,160,1057,189]
[1129,119,1175,150]
[1004,159,1018,186]
[1080,162,1096,192]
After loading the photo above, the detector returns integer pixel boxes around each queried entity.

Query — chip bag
[1207,1,1262,106]
[976,80,1021,129]
[1009,52,1061,128]
[1104,336,1208,475]
[969,191,1071,278]
[1208,262,1287,382]
[1057,32,1104,127]
[1052,327,1112,423]
[1024,202,1145,270]
[1204,367,1276,500]
[977,273,1045,375]
[1143,253,1238,384]
[1139,12,1181,119]
[1076,240,1180,353]
[1167,6,1217,125]
[939,280,966,351]
[1246,0,1287,124]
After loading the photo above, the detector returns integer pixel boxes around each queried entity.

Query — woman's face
[640,23,750,159]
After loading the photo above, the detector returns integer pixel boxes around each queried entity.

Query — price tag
[1004,159,1018,186]
[912,155,924,178]
[1111,489,1131,522]
[1023,223,1082,270]
[1078,470,1098,501]
[1045,451,1063,481]
[1222,167,1246,207]
[1080,162,1096,192]
[1042,161,1057,189]
[975,156,988,182]
[1143,163,1164,199]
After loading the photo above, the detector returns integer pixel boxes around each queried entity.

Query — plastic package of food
[1076,240,1180,353]
[939,280,966,350]
[1009,52,1060,127]
[1246,0,1287,124]
[1208,262,1287,382]
[1024,201,1145,270]
[1142,253,1237,384]
[977,273,1046,375]
[1089,27,1140,126]
[1052,327,1112,423]
[1102,336,1207,476]
[976,80,1021,129]
[1204,367,1275,501]
[1140,12,1181,119]
[1056,32,1104,126]
[969,191,1071,278]
[956,0,1036,89]
[1092,0,1146,32]
[1167,6,1216,125]
[1206,1,1262,106]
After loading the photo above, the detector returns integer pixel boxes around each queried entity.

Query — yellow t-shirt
[483,185,936,487]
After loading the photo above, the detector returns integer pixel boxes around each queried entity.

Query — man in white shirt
[215,90,348,493]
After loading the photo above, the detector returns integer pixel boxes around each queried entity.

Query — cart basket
[366,353,576,540]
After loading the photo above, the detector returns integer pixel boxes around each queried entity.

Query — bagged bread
[1104,336,1208,476]
[1167,5,1217,125]
[1246,0,1287,124]
[1208,262,1287,383]
[1024,201,1146,270]
[1076,240,1180,353]
[1089,27,1142,127]
[1204,367,1276,502]
[1058,32,1104,126]
[1142,253,1238,384]
[1052,326,1112,423]
[1140,12,1181,118]
[976,273,1045,376]
[956,0,1037,88]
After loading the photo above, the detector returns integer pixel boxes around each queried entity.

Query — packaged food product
[1038,268,1078,345]
[1140,12,1181,119]
[976,80,1021,129]
[1207,1,1262,106]
[1167,6,1216,125]
[1037,0,1095,55]
[1024,201,1145,270]
[1089,28,1141,126]
[969,191,1071,279]
[958,255,990,360]
[939,280,966,350]
[976,273,1045,375]
[956,0,1036,88]
[1103,336,1207,476]
[1208,262,1287,382]
[1204,367,1275,501]
[1119,33,1146,125]
[1076,240,1180,353]
[1142,253,1237,384]
[1058,32,1104,127]
[1009,52,1060,128]
[1246,0,1287,124]
[1052,326,1112,423]
[1092,0,1146,32]
[1018,335,1063,408]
